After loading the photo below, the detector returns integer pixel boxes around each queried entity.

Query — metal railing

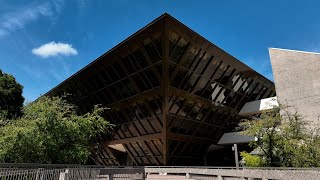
[144,165,320,171]
[0,164,145,180]
[144,166,320,180]
[0,168,102,180]
[0,164,319,180]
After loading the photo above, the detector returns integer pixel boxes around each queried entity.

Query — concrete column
[233,144,239,169]
[58,172,65,180]
[203,151,208,166]
[59,169,68,180]
[186,173,190,179]
[218,175,223,180]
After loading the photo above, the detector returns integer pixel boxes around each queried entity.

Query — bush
[240,152,264,167]
[0,96,113,164]
[240,105,320,167]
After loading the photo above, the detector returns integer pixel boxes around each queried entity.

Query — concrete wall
[269,48,320,127]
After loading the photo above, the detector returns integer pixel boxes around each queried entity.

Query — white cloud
[32,41,78,58]
[0,1,64,37]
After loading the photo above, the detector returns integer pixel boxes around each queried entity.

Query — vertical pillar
[58,169,68,180]
[218,175,223,180]
[203,150,208,166]
[234,144,239,169]
[58,172,65,180]
[161,15,169,165]
[186,173,190,179]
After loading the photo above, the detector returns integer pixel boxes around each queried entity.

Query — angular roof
[45,13,273,97]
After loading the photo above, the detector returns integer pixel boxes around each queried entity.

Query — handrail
[0,165,319,180]
[0,163,319,171]
[144,166,320,171]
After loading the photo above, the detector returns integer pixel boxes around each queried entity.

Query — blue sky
[1,0,320,102]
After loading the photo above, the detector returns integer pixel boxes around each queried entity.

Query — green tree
[240,106,320,167]
[0,96,113,164]
[0,69,24,119]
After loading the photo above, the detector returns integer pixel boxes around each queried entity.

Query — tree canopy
[0,69,24,119]
[240,106,320,167]
[0,96,113,164]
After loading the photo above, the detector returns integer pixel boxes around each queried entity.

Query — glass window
[99,90,112,105]
[169,62,176,76]
[128,54,142,71]
[188,104,201,120]
[133,50,149,69]
[125,108,137,121]
[113,62,126,79]
[138,104,150,118]
[181,48,200,68]
[86,80,95,92]
[219,68,236,88]
[250,83,263,99]
[139,71,153,89]
[169,40,175,56]
[132,74,147,92]
[201,58,218,79]
[100,66,113,85]
[109,82,130,100]
[189,51,205,72]
[148,98,162,115]
[96,72,107,87]
[144,67,160,87]
[122,57,135,75]
[255,86,267,100]
[106,65,119,82]
[170,43,187,63]
[155,63,162,77]
[171,67,188,88]
[144,39,161,63]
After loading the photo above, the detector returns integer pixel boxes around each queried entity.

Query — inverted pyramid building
[45,13,275,165]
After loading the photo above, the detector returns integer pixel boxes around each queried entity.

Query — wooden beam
[167,132,217,144]
[169,87,238,115]
[104,133,162,145]
[161,16,170,165]
[107,87,160,111]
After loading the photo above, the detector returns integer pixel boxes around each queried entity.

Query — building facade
[45,13,275,166]
[269,48,320,127]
